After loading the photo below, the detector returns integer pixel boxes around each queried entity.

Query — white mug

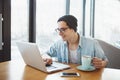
[81,55,92,69]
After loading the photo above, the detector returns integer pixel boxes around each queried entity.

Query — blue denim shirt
[46,36,107,64]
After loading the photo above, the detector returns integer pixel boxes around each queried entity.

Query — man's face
[57,21,73,41]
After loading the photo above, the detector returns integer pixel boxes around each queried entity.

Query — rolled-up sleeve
[46,43,58,57]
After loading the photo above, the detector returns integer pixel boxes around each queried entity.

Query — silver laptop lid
[16,42,48,72]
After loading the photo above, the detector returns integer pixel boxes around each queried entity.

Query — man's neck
[68,33,79,45]
[68,33,80,50]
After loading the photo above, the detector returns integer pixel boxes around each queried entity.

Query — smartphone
[60,72,80,77]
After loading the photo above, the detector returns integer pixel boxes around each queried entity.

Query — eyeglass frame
[55,27,69,33]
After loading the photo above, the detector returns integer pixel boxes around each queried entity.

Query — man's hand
[43,57,52,66]
[92,57,107,69]
[42,54,53,66]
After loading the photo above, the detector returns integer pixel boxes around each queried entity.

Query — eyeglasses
[55,28,69,33]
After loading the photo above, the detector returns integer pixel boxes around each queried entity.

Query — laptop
[16,42,70,73]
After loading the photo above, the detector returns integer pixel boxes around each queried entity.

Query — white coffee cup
[81,55,92,69]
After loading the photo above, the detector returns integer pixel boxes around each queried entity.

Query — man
[42,15,108,69]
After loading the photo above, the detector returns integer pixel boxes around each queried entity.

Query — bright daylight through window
[95,0,120,48]
[36,0,65,52]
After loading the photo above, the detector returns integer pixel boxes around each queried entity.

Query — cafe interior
[0,0,120,80]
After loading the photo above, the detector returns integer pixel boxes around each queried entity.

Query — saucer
[77,65,96,71]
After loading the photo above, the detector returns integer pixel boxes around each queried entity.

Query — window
[11,0,29,44]
[11,0,29,59]
[70,0,83,34]
[36,0,66,52]
[84,0,91,37]
[95,0,120,48]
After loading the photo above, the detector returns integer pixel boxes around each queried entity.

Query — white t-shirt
[69,49,78,63]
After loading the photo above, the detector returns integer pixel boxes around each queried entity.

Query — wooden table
[0,59,120,80]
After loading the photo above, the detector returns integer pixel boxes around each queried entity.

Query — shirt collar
[63,40,67,46]
[78,34,82,48]
[63,33,82,48]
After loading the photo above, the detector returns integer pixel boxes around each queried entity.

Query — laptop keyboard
[46,66,57,70]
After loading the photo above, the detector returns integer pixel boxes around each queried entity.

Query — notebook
[16,42,70,73]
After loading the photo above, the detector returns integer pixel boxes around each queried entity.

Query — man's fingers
[92,57,103,68]
[43,58,52,65]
